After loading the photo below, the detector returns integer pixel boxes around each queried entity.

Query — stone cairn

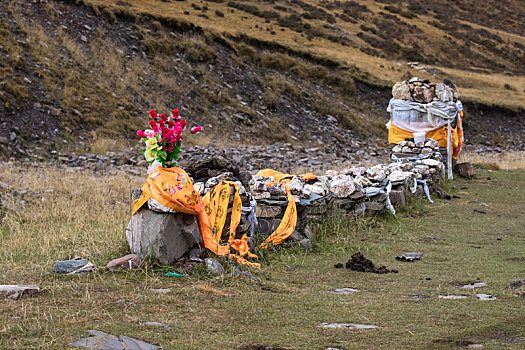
[127,153,445,266]
[392,76,460,103]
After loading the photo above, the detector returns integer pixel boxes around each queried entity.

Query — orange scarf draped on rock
[132,167,306,268]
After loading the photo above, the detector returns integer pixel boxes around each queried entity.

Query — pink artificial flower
[190,126,203,134]
[137,130,146,138]
[144,130,155,138]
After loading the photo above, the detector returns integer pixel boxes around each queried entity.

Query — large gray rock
[389,190,406,207]
[126,209,200,265]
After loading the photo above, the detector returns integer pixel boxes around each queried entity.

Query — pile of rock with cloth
[127,151,445,268]
[387,77,464,179]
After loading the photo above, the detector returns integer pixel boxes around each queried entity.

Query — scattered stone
[233,267,261,286]
[139,322,170,330]
[70,330,160,349]
[106,254,142,271]
[467,344,484,349]
[396,252,423,262]
[461,282,487,289]
[456,162,474,178]
[333,263,344,269]
[476,294,496,301]
[149,288,171,294]
[205,258,225,275]
[439,295,468,300]
[473,209,487,214]
[507,279,525,289]
[410,295,429,300]
[0,285,40,300]
[318,323,378,330]
[328,288,360,294]
[116,299,135,306]
[298,238,312,250]
[344,252,394,274]
[52,259,94,274]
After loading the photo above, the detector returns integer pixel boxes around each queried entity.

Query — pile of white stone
[391,139,442,158]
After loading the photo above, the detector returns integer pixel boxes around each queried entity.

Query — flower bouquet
[137,108,202,172]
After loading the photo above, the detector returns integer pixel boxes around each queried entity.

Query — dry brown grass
[459,151,525,170]
[81,0,525,109]
[1,165,524,348]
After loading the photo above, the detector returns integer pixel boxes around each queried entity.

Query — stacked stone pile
[390,139,442,159]
[127,152,445,266]
[392,77,460,103]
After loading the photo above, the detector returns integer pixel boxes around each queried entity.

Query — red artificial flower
[136,130,146,138]
[180,119,187,127]
[168,144,174,152]
[168,121,175,128]
[149,120,157,128]
[160,113,168,122]
[148,109,158,119]
[190,126,202,134]
[159,120,165,128]
[173,109,179,118]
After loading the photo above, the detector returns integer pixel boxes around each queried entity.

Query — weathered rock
[435,83,453,102]
[421,147,433,154]
[389,190,406,207]
[70,330,160,349]
[412,85,434,103]
[507,279,525,289]
[392,81,411,100]
[107,254,142,271]
[395,252,423,261]
[205,258,225,275]
[456,162,475,178]
[298,238,312,250]
[255,205,282,218]
[364,201,385,212]
[330,178,355,198]
[267,183,285,196]
[148,198,176,213]
[126,209,200,265]
[53,259,94,274]
[0,285,40,300]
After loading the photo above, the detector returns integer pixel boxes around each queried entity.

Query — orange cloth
[132,168,260,268]
[388,123,461,159]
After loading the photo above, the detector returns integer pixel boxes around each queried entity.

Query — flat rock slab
[476,294,496,301]
[318,323,378,330]
[461,282,487,289]
[53,259,94,274]
[107,254,142,271]
[139,322,170,330]
[328,288,360,294]
[0,285,40,300]
[439,295,468,300]
[396,252,423,262]
[70,330,160,349]
[149,288,171,294]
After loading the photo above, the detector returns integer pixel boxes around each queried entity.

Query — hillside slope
[0,0,524,159]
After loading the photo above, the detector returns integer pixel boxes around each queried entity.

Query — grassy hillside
[86,0,525,108]
[0,0,524,156]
